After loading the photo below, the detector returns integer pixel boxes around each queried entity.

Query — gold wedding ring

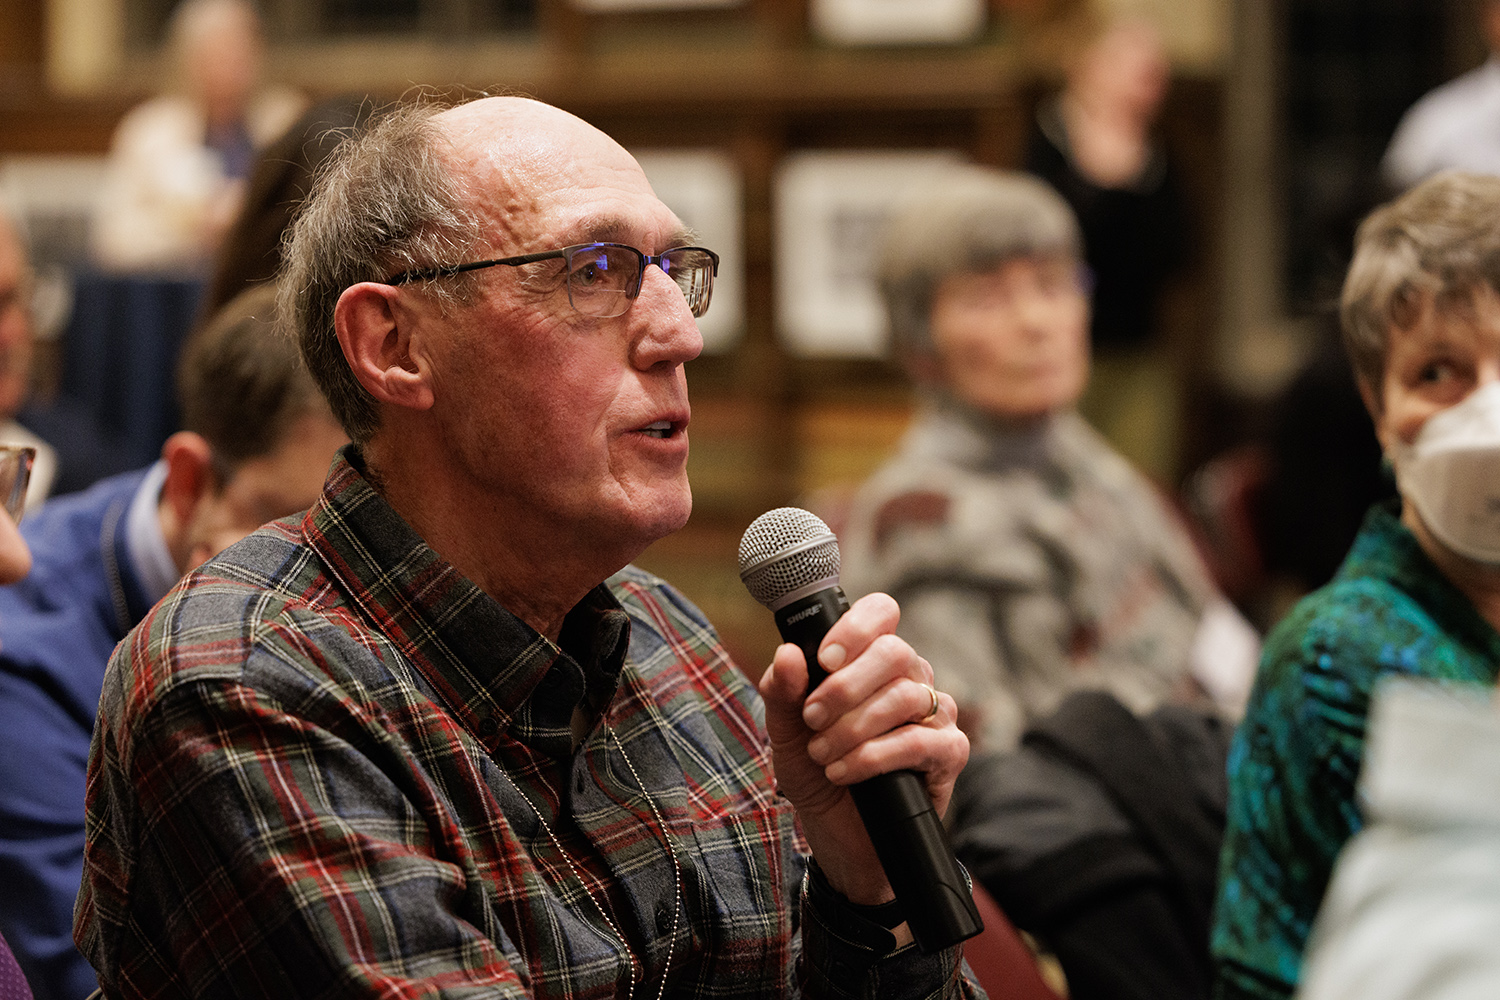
[919,682,940,721]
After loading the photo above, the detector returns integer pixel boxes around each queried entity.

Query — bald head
[429,98,662,257]
[279,96,680,445]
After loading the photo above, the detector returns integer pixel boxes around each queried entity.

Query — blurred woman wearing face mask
[1212,171,1500,1000]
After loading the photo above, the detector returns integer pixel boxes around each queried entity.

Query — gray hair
[878,166,1082,360]
[1341,171,1500,398]
[277,101,481,444]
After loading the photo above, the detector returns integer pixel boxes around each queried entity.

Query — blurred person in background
[1024,13,1190,483]
[841,165,1256,758]
[198,95,371,321]
[0,211,57,507]
[1212,172,1500,1000]
[0,284,346,1000]
[1296,680,1500,1000]
[841,165,1257,1000]
[92,0,304,273]
[1382,0,1500,191]
[0,516,31,1000]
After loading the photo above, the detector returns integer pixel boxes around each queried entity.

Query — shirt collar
[124,461,180,606]
[303,446,631,752]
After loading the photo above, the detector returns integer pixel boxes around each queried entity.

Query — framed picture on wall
[632,149,745,355]
[809,0,986,46]
[571,0,744,10]
[775,150,965,358]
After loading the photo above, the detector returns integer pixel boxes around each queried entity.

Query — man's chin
[647,486,693,540]
[625,484,692,552]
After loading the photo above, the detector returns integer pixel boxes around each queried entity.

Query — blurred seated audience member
[1382,0,1500,191]
[33,96,361,501]
[1212,172,1500,1000]
[0,508,30,1000]
[1296,680,1500,1000]
[199,95,371,322]
[952,690,1232,1000]
[92,0,304,273]
[0,212,57,506]
[0,283,346,1000]
[839,166,1258,756]
[1024,14,1190,481]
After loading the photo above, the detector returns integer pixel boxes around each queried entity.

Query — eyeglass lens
[565,246,715,319]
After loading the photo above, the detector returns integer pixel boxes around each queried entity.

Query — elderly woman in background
[1211,172,1500,1000]
[92,0,303,273]
[839,165,1256,756]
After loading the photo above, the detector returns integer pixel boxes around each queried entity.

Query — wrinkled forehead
[435,98,684,252]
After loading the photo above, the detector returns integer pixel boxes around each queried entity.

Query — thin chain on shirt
[494,714,681,1000]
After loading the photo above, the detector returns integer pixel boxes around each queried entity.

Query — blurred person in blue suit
[0,284,345,1000]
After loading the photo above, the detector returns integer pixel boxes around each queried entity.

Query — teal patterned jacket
[1210,501,1500,1000]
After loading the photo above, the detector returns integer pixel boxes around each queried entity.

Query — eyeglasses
[384,243,720,319]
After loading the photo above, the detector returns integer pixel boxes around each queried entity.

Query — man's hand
[757,592,969,909]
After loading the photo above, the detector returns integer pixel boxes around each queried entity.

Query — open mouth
[641,420,674,439]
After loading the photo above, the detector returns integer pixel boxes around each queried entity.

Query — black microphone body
[742,511,983,954]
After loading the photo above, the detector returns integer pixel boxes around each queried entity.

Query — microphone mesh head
[738,507,841,608]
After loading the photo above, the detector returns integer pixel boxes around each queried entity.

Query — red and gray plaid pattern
[74,449,975,1000]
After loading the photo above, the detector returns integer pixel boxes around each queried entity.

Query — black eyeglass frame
[383,242,721,318]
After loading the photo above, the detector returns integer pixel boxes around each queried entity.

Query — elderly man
[0,284,346,1000]
[73,98,975,998]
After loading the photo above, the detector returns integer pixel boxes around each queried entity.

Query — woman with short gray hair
[840,164,1255,756]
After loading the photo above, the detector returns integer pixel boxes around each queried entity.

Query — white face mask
[1391,381,1500,564]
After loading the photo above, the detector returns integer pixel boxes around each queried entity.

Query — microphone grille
[738,507,841,608]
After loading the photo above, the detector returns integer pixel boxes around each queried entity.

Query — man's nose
[632,265,704,367]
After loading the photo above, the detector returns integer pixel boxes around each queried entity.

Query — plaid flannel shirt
[75,449,977,1000]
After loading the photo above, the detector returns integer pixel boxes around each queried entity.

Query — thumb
[759,642,811,740]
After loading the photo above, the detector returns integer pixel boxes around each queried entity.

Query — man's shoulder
[1409,61,1500,118]
[607,564,717,649]
[120,518,358,702]
[19,468,148,562]
[606,564,750,685]
[0,469,150,647]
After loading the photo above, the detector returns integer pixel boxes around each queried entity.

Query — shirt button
[655,901,673,934]
[478,716,498,737]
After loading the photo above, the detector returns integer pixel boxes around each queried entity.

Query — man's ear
[334,282,435,412]
[158,431,215,573]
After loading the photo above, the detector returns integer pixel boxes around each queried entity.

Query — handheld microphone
[738,507,983,953]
